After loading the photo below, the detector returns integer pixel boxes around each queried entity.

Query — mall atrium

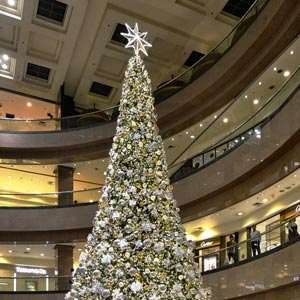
[0,0,300,299]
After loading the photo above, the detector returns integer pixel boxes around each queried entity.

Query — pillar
[55,244,74,290]
[56,165,74,206]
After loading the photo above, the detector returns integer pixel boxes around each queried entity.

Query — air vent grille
[90,82,112,97]
[26,63,50,80]
[222,0,255,18]
[111,23,128,45]
[37,0,67,23]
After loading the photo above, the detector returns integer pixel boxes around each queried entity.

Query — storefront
[0,264,55,292]
[193,237,221,272]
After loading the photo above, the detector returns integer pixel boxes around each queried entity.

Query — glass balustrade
[153,0,267,103]
[197,214,300,273]
[0,214,298,292]
[170,64,300,182]
[0,56,299,207]
[0,0,267,132]
[0,275,70,292]
[0,240,85,292]
[0,187,102,207]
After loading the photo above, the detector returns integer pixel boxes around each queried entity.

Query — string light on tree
[65,23,210,300]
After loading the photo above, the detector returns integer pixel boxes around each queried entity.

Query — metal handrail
[169,63,300,174]
[198,212,300,272]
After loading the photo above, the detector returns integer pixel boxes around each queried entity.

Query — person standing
[227,235,237,263]
[287,218,299,241]
[250,225,261,256]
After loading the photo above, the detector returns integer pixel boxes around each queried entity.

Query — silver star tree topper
[121,23,152,56]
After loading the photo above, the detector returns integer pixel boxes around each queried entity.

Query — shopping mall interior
[0,0,300,299]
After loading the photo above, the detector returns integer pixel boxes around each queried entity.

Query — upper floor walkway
[0,0,299,164]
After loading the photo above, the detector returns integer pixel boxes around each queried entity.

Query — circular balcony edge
[1,0,300,163]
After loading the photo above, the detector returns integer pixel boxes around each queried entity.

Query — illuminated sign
[296,205,300,212]
[16,267,47,275]
[200,241,214,247]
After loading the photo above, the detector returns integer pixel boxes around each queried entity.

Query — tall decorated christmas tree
[66,23,210,300]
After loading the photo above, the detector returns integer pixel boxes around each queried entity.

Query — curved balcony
[0,215,299,300]
[1,78,300,233]
[201,216,300,299]
[0,0,299,163]
[177,85,300,222]
[170,63,300,182]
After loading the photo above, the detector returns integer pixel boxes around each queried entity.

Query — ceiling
[0,0,238,111]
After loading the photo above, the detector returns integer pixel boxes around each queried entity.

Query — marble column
[56,165,74,206]
[54,244,74,291]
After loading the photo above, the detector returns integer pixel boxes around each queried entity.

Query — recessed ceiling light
[253,99,259,105]
[2,64,8,70]
[237,212,243,216]
[190,135,195,139]
[171,137,175,141]
[258,82,262,85]
[2,54,9,61]
[273,67,277,71]
[262,198,268,203]
[283,71,290,77]
[8,175,12,178]
[40,253,45,256]
[27,102,32,107]
[214,115,217,119]
[7,0,16,6]
[244,95,248,99]
[76,172,80,175]
[78,248,82,251]
[199,123,203,127]
[290,50,294,55]
[8,250,13,253]
[89,199,93,202]
[185,131,189,135]
[293,174,297,177]
[223,117,228,123]
[26,247,31,251]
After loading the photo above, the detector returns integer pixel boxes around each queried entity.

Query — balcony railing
[0,187,102,207]
[0,275,71,292]
[170,63,300,182]
[198,214,300,273]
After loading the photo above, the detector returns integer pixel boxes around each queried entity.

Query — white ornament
[130,281,143,293]
[121,23,152,56]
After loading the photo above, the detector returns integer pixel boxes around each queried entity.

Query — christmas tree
[65,23,210,300]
